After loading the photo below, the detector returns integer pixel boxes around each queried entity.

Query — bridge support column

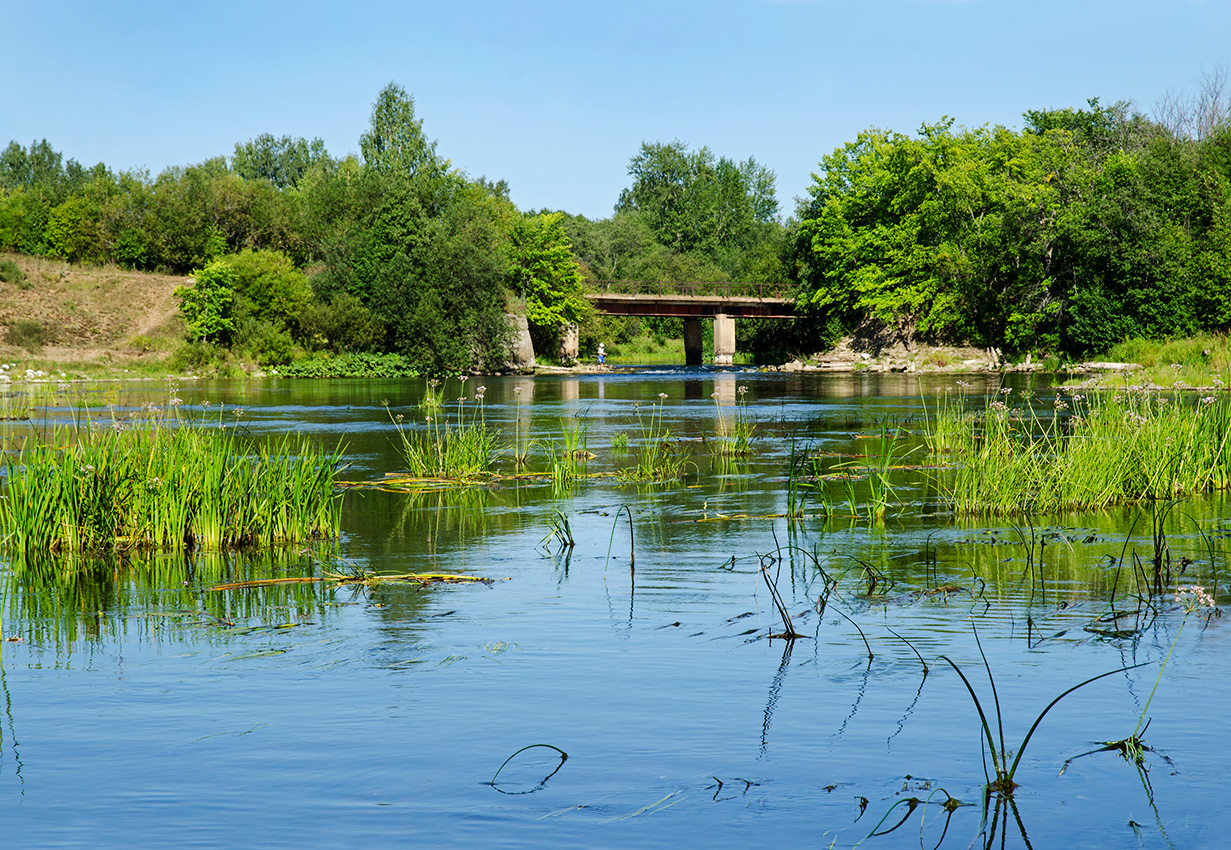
[713,313,735,366]
[559,323,579,364]
[684,318,704,366]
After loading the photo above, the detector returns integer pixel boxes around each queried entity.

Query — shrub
[279,352,419,378]
[175,260,235,343]
[5,319,53,353]
[0,258,27,287]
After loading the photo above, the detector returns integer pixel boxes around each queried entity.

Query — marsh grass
[1092,334,1231,389]
[928,387,1231,515]
[388,389,502,480]
[0,414,344,558]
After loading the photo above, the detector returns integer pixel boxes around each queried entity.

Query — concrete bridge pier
[684,319,704,366]
[713,313,735,366]
[559,323,579,364]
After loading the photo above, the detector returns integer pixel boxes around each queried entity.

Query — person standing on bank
[597,343,606,366]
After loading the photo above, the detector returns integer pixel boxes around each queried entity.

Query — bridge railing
[587,280,791,300]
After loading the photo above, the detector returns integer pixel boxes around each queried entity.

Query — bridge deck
[586,292,796,319]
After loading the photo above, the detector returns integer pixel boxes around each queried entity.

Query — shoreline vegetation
[2,75,1230,381]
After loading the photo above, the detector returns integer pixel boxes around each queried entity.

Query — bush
[168,339,226,373]
[278,352,419,378]
[175,260,236,343]
[5,319,53,353]
[299,292,383,352]
[0,258,27,287]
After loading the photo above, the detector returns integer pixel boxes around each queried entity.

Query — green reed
[620,394,690,482]
[710,384,757,456]
[927,387,1231,516]
[939,627,1147,796]
[0,417,344,558]
[388,385,502,479]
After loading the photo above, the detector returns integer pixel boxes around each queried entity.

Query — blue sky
[3,0,1229,219]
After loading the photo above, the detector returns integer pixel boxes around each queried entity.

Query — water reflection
[2,371,1229,849]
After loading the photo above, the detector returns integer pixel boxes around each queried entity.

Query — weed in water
[710,385,757,457]
[0,412,344,558]
[620,394,690,482]
[540,510,575,553]
[387,388,502,480]
[937,626,1148,796]
[929,387,1231,515]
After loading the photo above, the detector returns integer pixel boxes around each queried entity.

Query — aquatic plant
[388,388,502,479]
[938,627,1147,796]
[539,510,575,553]
[0,417,344,558]
[620,394,690,482]
[511,384,530,464]
[710,385,757,456]
[928,387,1231,515]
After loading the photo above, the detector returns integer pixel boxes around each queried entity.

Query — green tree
[175,260,236,343]
[615,140,778,260]
[507,212,589,353]
[232,134,330,189]
[360,83,441,180]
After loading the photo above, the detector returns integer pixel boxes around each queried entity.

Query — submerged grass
[0,416,344,558]
[927,387,1231,516]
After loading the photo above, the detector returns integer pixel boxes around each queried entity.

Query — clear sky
[3,0,1229,220]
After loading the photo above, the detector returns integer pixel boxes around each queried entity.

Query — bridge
[583,280,797,365]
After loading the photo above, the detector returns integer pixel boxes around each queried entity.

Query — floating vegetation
[0,417,344,559]
[211,569,496,591]
[928,387,1231,515]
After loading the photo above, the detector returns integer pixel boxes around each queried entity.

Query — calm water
[2,369,1228,849]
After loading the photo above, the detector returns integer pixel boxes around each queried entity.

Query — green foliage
[326,173,514,373]
[360,83,441,180]
[46,195,103,263]
[225,247,313,331]
[507,212,589,352]
[616,140,778,256]
[176,259,236,343]
[277,352,419,378]
[5,319,53,353]
[299,291,384,353]
[0,257,27,286]
[232,133,329,189]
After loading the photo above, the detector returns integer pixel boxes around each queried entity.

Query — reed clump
[388,386,502,480]
[928,387,1231,515]
[710,385,757,456]
[620,394,691,482]
[0,418,344,557]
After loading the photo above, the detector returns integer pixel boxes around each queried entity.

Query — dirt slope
[0,253,186,369]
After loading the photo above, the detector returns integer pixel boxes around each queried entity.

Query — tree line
[3,76,1231,372]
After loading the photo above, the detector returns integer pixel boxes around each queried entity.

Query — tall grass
[388,386,502,479]
[710,384,757,456]
[927,387,1231,515]
[620,394,690,482]
[0,417,344,558]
